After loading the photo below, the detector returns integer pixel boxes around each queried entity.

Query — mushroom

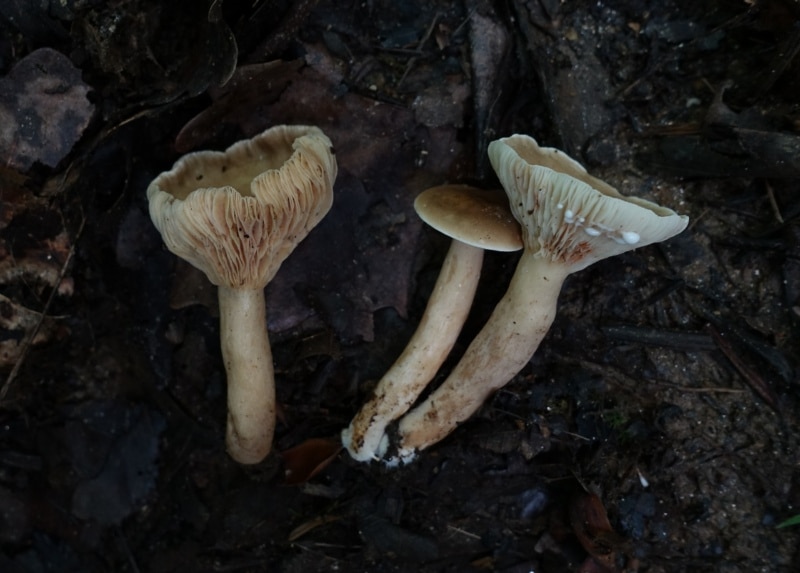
[342,184,522,462]
[387,134,689,464]
[147,125,337,464]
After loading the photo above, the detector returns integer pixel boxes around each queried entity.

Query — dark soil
[1,1,799,572]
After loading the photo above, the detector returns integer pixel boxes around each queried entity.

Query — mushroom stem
[218,285,276,464]
[343,239,484,461]
[392,250,568,462]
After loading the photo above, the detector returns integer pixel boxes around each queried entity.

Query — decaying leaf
[0,169,73,370]
[0,48,94,171]
[570,493,625,571]
[0,198,71,291]
[73,0,237,106]
[281,437,342,486]
[0,293,60,369]
[638,84,800,178]
[175,60,304,152]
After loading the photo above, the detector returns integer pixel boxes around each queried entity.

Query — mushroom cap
[414,185,523,252]
[488,135,688,271]
[147,125,337,289]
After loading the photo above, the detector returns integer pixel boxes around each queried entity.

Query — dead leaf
[639,83,800,178]
[168,260,218,312]
[412,82,469,128]
[0,294,60,369]
[0,48,94,171]
[0,190,71,290]
[175,60,304,152]
[280,437,342,486]
[570,493,625,571]
[73,0,237,107]
[707,323,781,413]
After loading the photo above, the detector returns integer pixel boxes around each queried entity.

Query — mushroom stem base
[219,286,275,464]
[343,240,484,461]
[391,251,568,462]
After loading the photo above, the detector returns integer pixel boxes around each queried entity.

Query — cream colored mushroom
[388,134,689,464]
[147,125,337,464]
[342,185,522,462]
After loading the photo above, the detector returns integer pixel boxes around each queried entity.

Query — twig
[765,180,784,224]
[559,430,592,442]
[115,527,142,573]
[0,213,86,404]
[602,324,714,351]
[452,8,475,37]
[651,381,744,394]
[447,524,481,539]
[578,359,743,396]
[397,12,441,88]
[288,514,342,542]
[706,324,781,413]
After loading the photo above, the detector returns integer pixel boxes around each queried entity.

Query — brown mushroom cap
[147,125,337,289]
[414,185,523,252]
[488,135,688,272]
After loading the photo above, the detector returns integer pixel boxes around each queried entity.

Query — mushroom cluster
[147,124,687,469]
[147,125,337,464]
[342,185,522,461]
[347,134,689,465]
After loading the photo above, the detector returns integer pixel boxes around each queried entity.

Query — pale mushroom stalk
[388,134,689,464]
[393,252,566,459]
[342,185,522,462]
[342,240,483,461]
[219,286,275,462]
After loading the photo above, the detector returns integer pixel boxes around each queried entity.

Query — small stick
[0,215,85,404]
[397,12,441,88]
[707,324,780,413]
[765,180,784,224]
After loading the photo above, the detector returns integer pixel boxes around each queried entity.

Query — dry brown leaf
[175,60,304,152]
[280,437,342,486]
[570,493,625,571]
[0,48,94,171]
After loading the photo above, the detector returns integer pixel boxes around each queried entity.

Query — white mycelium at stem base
[388,134,689,464]
[342,185,522,462]
[147,125,337,464]
[342,240,484,461]
[393,252,566,461]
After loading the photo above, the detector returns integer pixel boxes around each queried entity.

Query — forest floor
[1,0,799,571]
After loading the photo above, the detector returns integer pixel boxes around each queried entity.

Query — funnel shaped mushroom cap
[147,125,337,289]
[488,135,688,272]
